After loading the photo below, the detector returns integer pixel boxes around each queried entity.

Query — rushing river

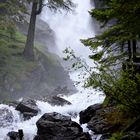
[0,91,104,140]
[0,0,105,139]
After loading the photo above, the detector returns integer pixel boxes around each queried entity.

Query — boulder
[7,131,19,140]
[80,104,119,134]
[0,108,14,127]
[87,107,119,134]
[16,98,40,119]
[7,129,24,140]
[37,95,72,106]
[79,104,102,124]
[34,112,91,140]
[99,133,112,140]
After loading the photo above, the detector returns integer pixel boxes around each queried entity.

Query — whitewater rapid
[0,90,104,140]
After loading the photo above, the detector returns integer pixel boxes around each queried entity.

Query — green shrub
[109,132,124,140]
[86,67,140,115]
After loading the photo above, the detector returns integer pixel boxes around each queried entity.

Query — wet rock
[7,131,19,140]
[22,112,37,120]
[0,108,13,127]
[79,104,102,124]
[80,104,119,134]
[120,131,140,140]
[99,133,112,140]
[34,112,91,140]
[16,98,40,119]
[7,129,24,140]
[38,95,72,106]
[87,107,118,134]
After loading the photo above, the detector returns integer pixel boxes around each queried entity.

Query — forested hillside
[0,0,76,100]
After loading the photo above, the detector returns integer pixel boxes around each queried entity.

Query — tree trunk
[128,40,132,61]
[23,2,38,60]
[132,39,137,62]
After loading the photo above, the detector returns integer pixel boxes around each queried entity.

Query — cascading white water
[41,0,94,62]
[0,0,105,140]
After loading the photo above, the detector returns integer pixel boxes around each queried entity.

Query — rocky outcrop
[7,131,19,140]
[87,106,119,134]
[79,104,140,140]
[7,130,24,140]
[79,104,121,137]
[34,112,91,140]
[0,46,77,100]
[80,104,102,124]
[16,98,40,120]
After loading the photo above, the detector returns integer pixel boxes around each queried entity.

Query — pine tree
[81,0,140,110]
[82,0,140,66]
[23,0,75,60]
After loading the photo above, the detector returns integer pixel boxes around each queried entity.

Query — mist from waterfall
[41,0,95,63]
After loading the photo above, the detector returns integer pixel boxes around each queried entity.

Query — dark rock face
[99,133,112,140]
[16,98,40,120]
[87,107,118,134]
[120,131,140,140]
[48,96,71,106]
[0,108,14,127]
[80,104,102,124]
[34,112,91,140]
[7,131,19,140]
[7,130,24,140]
[38,95,71,106]
[80,104,119,134]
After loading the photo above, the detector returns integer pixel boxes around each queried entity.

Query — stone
[7,131,19,140]
[7,129,24,140]
[16,98,40,119]
[80,105,120,134]
[37,95,72,106]
[99,133,112,140]
[79,104,102,124]
[87,107,119,134]
[34,112,91,140]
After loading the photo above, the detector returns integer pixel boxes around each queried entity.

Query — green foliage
[0,0,28,29]
[109,132,124,140]
[85,66,140,114]
[82,0,140,68]
[81,0,140,115]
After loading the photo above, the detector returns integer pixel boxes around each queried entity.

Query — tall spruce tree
[81,0,140,110]
[82,0,140,67]
[23,0,75,60]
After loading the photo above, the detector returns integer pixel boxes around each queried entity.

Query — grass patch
[0,29,39,99]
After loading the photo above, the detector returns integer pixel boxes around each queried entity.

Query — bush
[86,67,140,115]
[109,132,124,140]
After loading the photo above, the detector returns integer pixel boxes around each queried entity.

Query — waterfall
[41,0,95,62]
[40,0,96,90]
[0,1,105,139]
